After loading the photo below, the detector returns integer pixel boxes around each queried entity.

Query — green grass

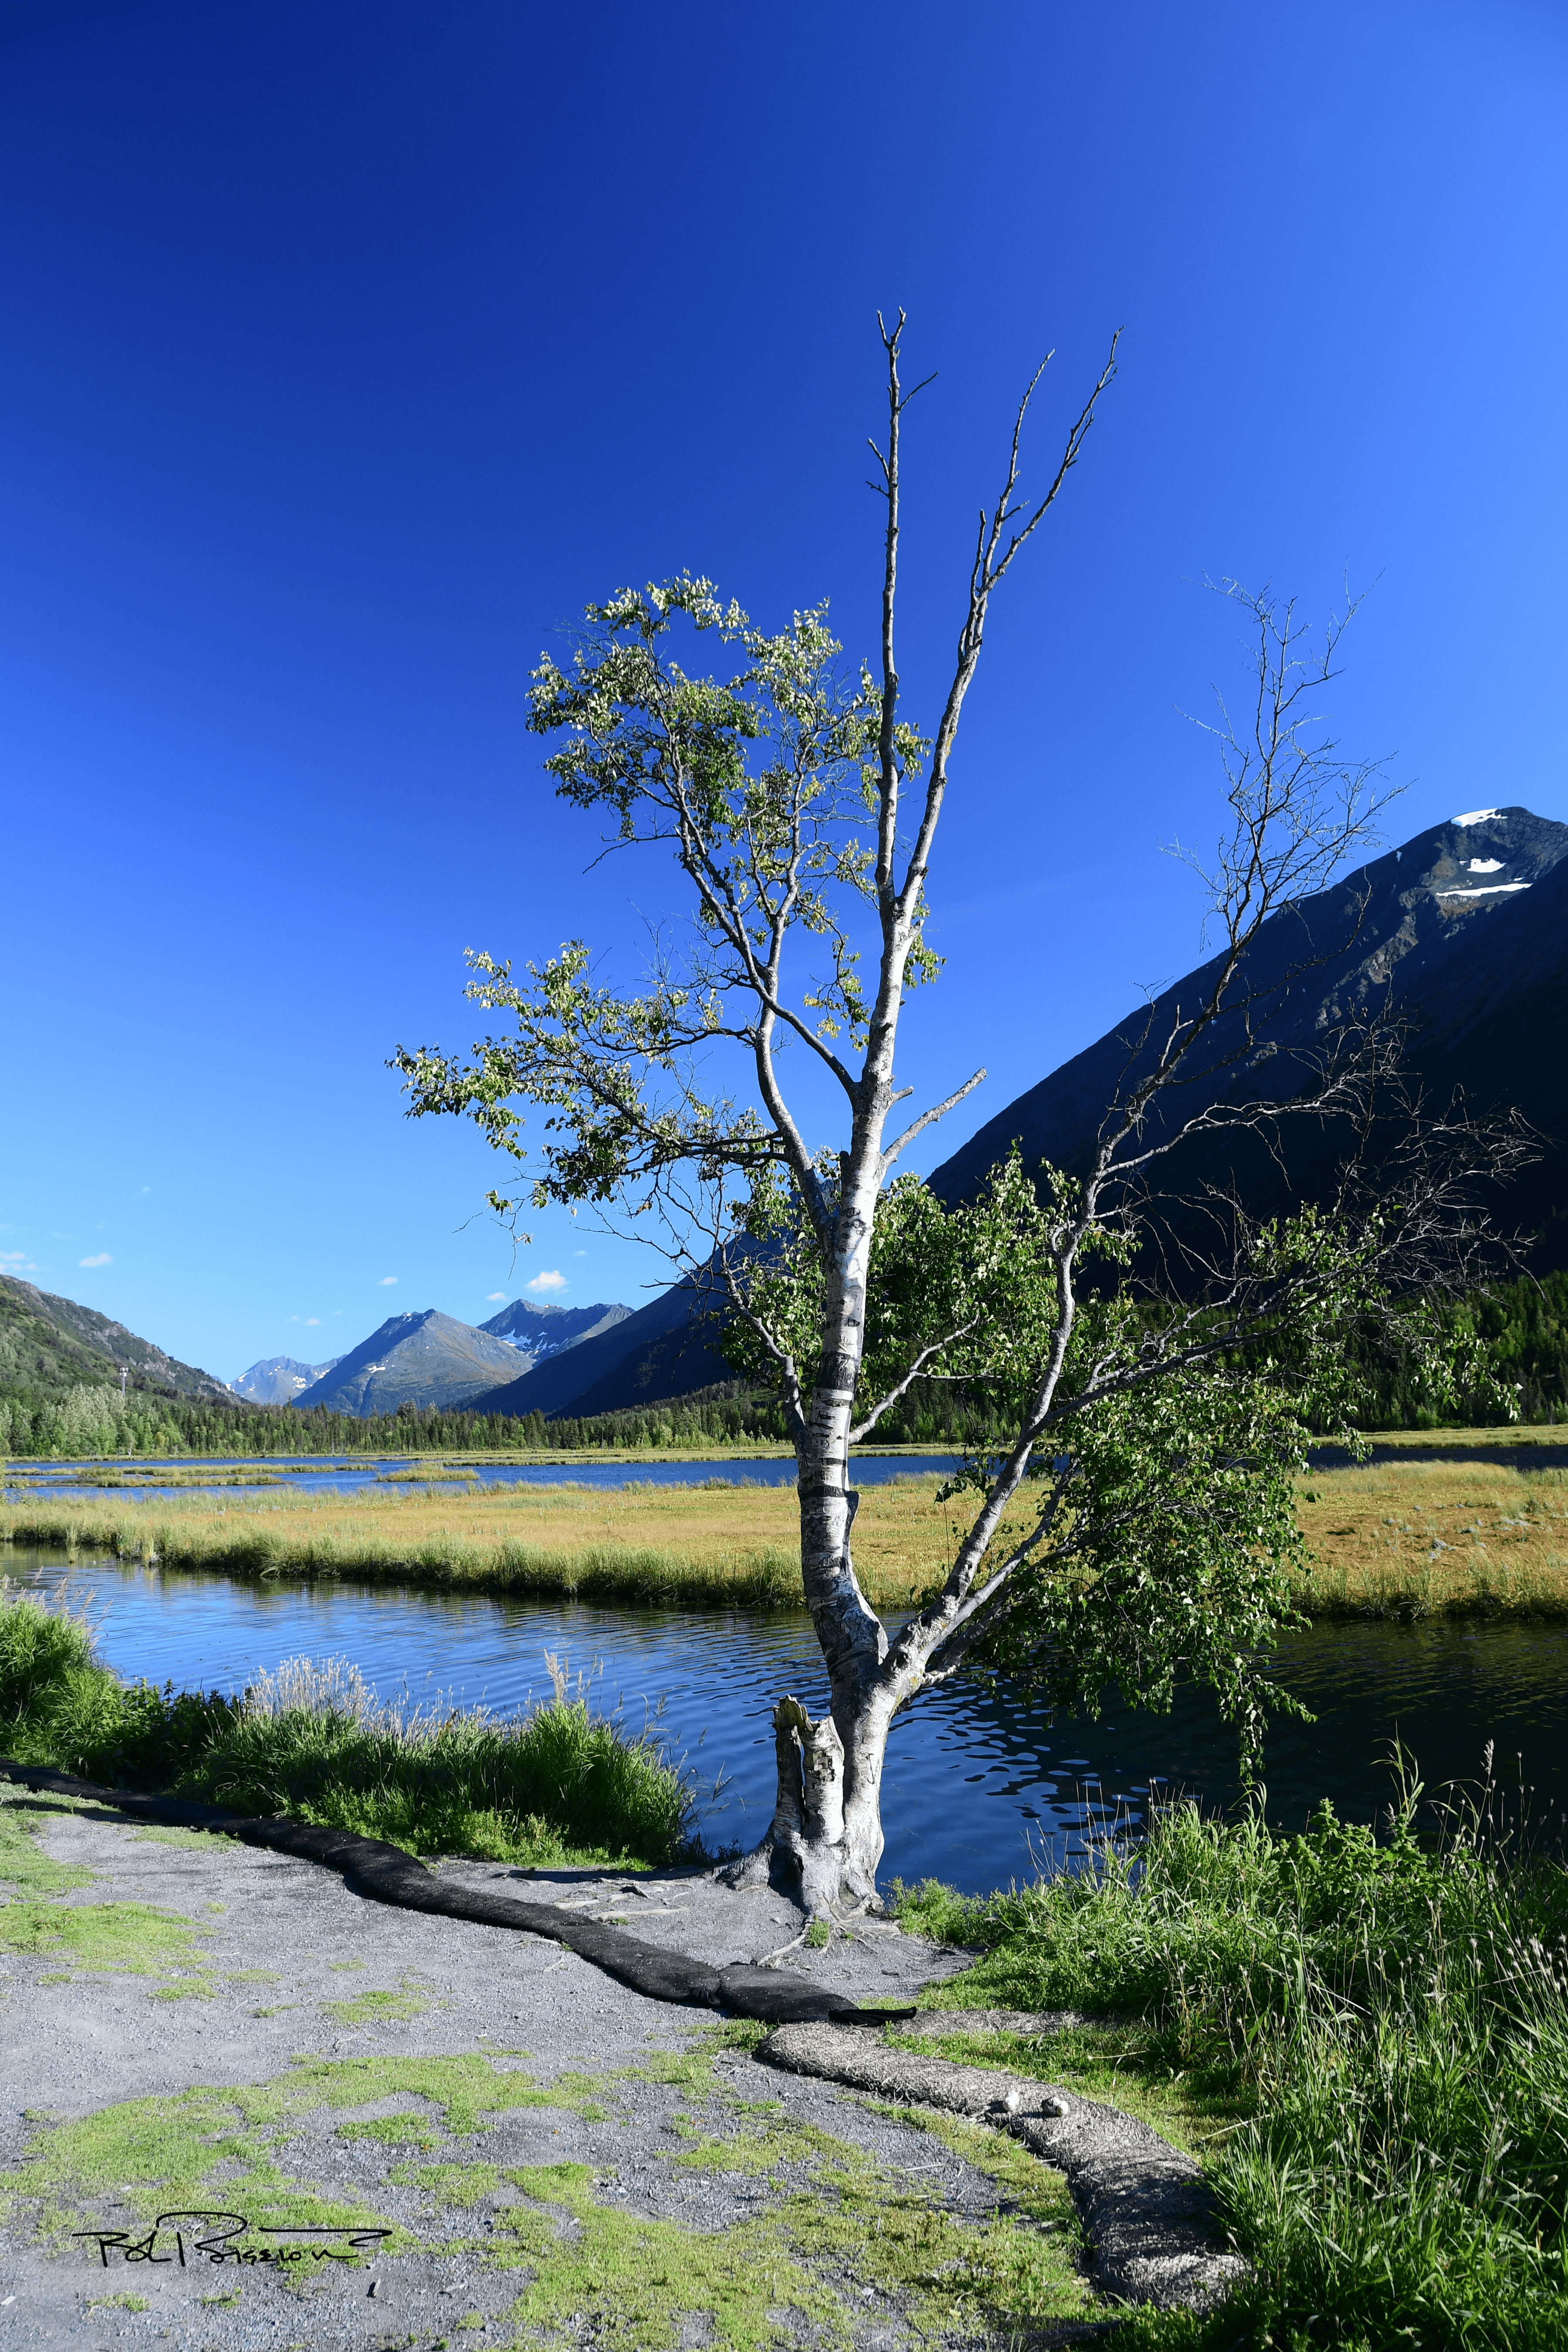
[898,1758,1568,2350]
[0,1585,694,1869]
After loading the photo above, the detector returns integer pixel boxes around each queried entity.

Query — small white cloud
[78,1252,112,1268]
[572,1250,587,1257]
[486,1291,507,1301]
[0,1250,37,1271]
[525,1269,567,1294]
[379,1274,398,1286]
[305,1316,321,1327]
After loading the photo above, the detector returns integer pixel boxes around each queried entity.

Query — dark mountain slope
[293,1310,524,1417]
[0,1275,232,1403]
[477,1298,630,1372]
[464,1278,729,1419]
[929,806,1568,1267]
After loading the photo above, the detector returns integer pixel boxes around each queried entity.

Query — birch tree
[395,319,1525,1919]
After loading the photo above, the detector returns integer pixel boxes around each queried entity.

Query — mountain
[928,804,1568,1265]
[291,1310,528,1417]
[463,1277,730,1419]
[0,1274,233,1403]
[231,1355,342,1406]
[477,1298,631,1371]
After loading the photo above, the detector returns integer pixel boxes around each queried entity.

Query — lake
[7,1544,1564,1892]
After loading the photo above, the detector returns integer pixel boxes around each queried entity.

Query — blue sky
[2,0,1565,1385]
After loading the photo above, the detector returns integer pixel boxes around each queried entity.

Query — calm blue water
[8,1547,1564,1891]
[3,1453,957,1502]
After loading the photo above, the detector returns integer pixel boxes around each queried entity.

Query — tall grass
[902,1759,1568,2349]
[0,1584,692,1869]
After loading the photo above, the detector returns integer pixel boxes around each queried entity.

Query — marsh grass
[1293,1458,1568,1616]
[0,1476,956,1610]
[8,1455,1568,1619]
[0,1584,692,1868]
[901,1754,1568,2349]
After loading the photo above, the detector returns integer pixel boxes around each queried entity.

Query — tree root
[757,2020,1249,2314]
[0,1754,916,2030]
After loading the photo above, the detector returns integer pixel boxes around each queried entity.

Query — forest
[1,1272,1565,1459]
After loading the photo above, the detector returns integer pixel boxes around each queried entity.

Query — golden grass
[0,1474,960,1612]
[5,1452,1567,1619]
[1294,1456,1568,1618]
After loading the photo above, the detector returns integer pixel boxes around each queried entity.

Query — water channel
[3,1453,957,1502]
[8,1544,1564,1894]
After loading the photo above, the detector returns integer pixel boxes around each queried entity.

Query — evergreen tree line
[2,1273,1564,1459]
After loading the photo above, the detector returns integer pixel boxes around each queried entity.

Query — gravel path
[0,1792,1105,2352]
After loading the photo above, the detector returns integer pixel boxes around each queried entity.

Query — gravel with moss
[0,1788,1103,2350]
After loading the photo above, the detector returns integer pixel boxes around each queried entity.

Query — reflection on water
[7,1548,1565,1893]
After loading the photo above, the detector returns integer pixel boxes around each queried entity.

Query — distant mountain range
[0,1274,233,1404]
[926,803,1568,1270]
[462,1281,728,1420]
[478,1298,630,1369]
[231,1355,343,1405]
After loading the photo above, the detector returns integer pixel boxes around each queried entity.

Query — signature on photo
[75,2210,392,2268]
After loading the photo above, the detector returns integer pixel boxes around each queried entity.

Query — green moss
[0,1794,97,1896]
[339,2117,443,2151]
[321,1976,441,2026]
[2,2051,550,2253]
[86,2290,150,2311]
[148,1975,218,2001]
[0,1896,209,1976]
[493,2112,1091,2351]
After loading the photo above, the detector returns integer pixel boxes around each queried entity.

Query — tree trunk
[717,1690,896,1913]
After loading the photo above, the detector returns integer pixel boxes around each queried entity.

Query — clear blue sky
[3,0,1564,1385]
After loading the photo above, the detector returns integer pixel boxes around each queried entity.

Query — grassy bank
[898,1761,1568,2349]
[0,1588,692,1869]
[6,1453,1568,1619]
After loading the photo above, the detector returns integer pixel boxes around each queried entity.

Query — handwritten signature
[75,2210,392,2268]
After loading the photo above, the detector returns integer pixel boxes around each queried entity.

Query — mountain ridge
[0,1274,233,1404]
[927,804,1568,1266]
[477,1298,631,1372]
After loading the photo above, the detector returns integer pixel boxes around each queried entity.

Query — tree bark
[720,1687,897,1915]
